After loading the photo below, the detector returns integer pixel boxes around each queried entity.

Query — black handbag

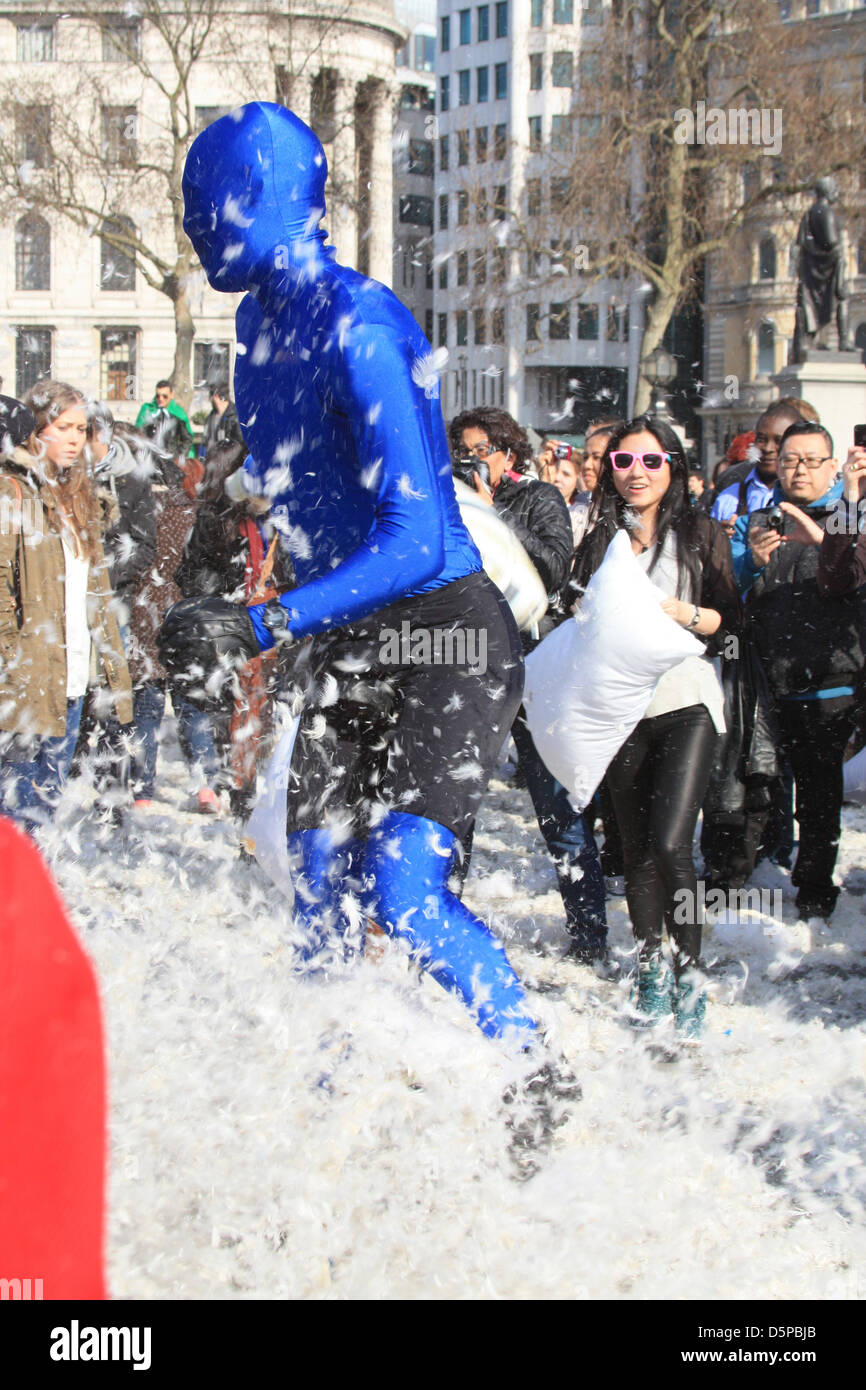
[704,639,780,823]
[158,596,259,706]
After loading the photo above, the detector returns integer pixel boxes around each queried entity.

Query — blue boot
[673,966,706,1038]
[362,811,537,1046]
[632,952,673,1025]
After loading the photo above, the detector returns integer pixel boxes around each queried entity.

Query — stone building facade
[0,1,405,421]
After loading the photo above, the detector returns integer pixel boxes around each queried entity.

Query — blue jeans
[511,707,607,951]
[131,681,220,799]
[0,696,85,830]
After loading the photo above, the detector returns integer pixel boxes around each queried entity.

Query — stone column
[328,74,358,266]
[366,82,397,286]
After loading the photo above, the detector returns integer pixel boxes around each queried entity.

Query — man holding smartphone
[730,421,866,920]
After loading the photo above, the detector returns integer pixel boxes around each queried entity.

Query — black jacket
[202,402,246,455]
[745,497,866,697]
[492,472,573,600]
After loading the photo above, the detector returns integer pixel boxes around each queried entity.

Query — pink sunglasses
[609,450,671,472]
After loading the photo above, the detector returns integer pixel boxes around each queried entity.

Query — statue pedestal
[772,354,866,457]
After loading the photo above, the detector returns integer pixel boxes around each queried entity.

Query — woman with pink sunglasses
[571,415,740,1035]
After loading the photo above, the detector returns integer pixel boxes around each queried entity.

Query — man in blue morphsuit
[182,102,535,1047]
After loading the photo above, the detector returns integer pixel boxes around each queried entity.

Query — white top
[61,536,91,700]
[635,533,726,734]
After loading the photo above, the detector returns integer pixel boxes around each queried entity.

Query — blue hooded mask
[183,102,481,636]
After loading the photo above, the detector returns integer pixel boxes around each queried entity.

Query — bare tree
[0,0,368,406]
[472,0,865,414]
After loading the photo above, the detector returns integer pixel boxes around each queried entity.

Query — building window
[15,104,51,169]
[758,321,775,375]
[408,140,434,175]
[474,250,487,285]
[396,40,409,67]
[474,308,487,345]
[441,15,451,51]
[578,303,599,339]
[759,235,776,281]
[193,341,231,392]
[607,303,627,341]
[496,2,509,37]
[439,194,449,230]
[527,178,542,216]
[579,114,602,140]
[553,0,574,21]
[100,217,136,291]
[494,185,507,219]
[438,312,448,347]
[858,240,866,276]
[583,0,602,23]
[742,163,760,203]
[528,116,542,151]
[399,195,434,226]
[102,18,142,62]
[550,303,570,340]
[102,106,138,168]
[493,247,507,282]
[478,5,490,40]
[530,53,543,90]
[15,213,50,291]
[551,176,571,211]
[552,52,573,87]
[15,327,52,397]
[439,261,448,289]
[458,130,470,166]
[477,67,489,102]
[425,308,434,343]
[476,188,488,222]
[494,123,507,160]
[580,51,600,85]
[805,0,820,13]
[531,0,544,24]
[414,34,435,71]
[195,105,234,133]
[492,307,505,342]
[551,114,571,150]
[458,70,471,105]
[476,126,488,162]
[495,63,508,100]
[457,310,468,346]
[100,328,138,402]
[526,304,540,341]
[457,191,470,226]
[17,23,55,62]
[456,252,467,290]
[459,8,471,43]
[440,134,450,170]
[440,75,450,112]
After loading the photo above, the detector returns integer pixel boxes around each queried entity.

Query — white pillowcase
[524,530,703,810]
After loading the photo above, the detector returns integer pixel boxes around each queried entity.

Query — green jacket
[134,398,195,458]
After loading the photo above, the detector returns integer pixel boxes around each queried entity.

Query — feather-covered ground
[37,723,866,1301]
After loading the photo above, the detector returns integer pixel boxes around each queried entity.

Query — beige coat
[0,448,132,739]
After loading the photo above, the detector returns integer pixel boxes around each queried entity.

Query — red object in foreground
[0,816,107,1299]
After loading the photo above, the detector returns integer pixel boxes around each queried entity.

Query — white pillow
[453,478,548,632]
[523,530,703,810]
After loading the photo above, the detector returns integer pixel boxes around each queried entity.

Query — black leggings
[605,704,719,967]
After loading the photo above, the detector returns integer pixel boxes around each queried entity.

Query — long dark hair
[573,414,706,600]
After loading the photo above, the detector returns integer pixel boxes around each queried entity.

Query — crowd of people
[2,364,865,1045]
[0,377,293,834]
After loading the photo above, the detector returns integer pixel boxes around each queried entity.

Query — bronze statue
[793,177,852,360]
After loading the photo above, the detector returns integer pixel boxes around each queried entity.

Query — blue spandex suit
[183,103,535,1045]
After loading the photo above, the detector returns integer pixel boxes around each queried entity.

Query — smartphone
[854,424,866,449]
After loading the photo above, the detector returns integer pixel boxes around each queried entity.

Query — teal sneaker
[673,967,706,1038]
[632,954,673,1024]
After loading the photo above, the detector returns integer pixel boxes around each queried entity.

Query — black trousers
[605,704,719,967]
[774,695,855,907]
